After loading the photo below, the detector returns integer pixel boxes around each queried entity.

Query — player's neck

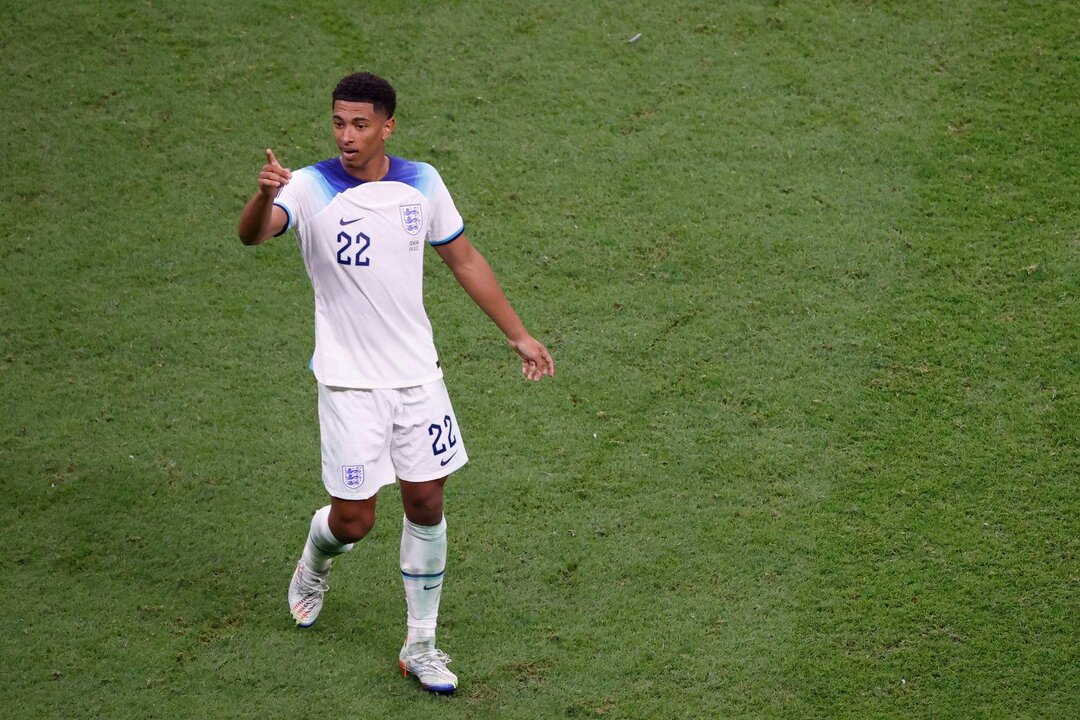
[340,153,389,182]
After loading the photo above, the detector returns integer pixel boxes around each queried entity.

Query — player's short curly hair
[332,72,397,119]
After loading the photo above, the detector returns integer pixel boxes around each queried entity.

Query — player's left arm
[435,234,554,381]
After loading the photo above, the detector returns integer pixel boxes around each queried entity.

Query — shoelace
[296,566,329,597]
[408,648,452,670]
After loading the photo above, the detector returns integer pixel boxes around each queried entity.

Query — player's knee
[332,515,374,543]
[329,505,376,543]
[401,483,442,524]
[405,506,442,526]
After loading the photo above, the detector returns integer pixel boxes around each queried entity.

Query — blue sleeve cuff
[429,224,465,246]
[272,201,293,237]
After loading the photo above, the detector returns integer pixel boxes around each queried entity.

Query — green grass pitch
[1,1,1076,717]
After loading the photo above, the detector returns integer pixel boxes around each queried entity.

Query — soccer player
[236,72,554,694]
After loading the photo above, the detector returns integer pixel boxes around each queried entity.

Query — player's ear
[382,116,395,140]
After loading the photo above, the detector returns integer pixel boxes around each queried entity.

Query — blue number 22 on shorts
[428,415,458,465]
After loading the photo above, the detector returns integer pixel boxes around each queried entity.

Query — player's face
[332,100,395,177]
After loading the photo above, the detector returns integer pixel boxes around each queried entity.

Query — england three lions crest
[341,464,365,490]
[400,204,423,235]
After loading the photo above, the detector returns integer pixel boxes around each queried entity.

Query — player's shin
[400,514,447,646]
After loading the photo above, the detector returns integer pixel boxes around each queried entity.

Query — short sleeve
[424,166,465,246]
[272,167,335,236]
[272,179,299,236]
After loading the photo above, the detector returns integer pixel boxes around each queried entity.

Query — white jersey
[273,156,465,389]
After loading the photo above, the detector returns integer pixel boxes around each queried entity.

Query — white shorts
[318,379,468,500]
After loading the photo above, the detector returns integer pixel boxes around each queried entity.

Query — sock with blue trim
[400,514,447,646]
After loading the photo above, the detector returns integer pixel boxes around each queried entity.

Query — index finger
[266,148,281,167]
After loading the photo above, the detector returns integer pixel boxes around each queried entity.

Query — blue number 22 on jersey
[336,230,371,266]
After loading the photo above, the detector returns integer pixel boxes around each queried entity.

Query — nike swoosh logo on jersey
[439,452,459,467]
[339,217,364,225]
[423,583,442,590]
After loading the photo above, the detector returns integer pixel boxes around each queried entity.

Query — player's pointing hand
[258,148,292,198]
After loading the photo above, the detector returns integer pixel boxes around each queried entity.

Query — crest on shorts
[400,204,422,235]
[341,465,365,490]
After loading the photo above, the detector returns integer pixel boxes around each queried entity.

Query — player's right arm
[237,149,291,245]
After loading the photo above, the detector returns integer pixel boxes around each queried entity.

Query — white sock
[400,514,447,647]
[301,505,354,573]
